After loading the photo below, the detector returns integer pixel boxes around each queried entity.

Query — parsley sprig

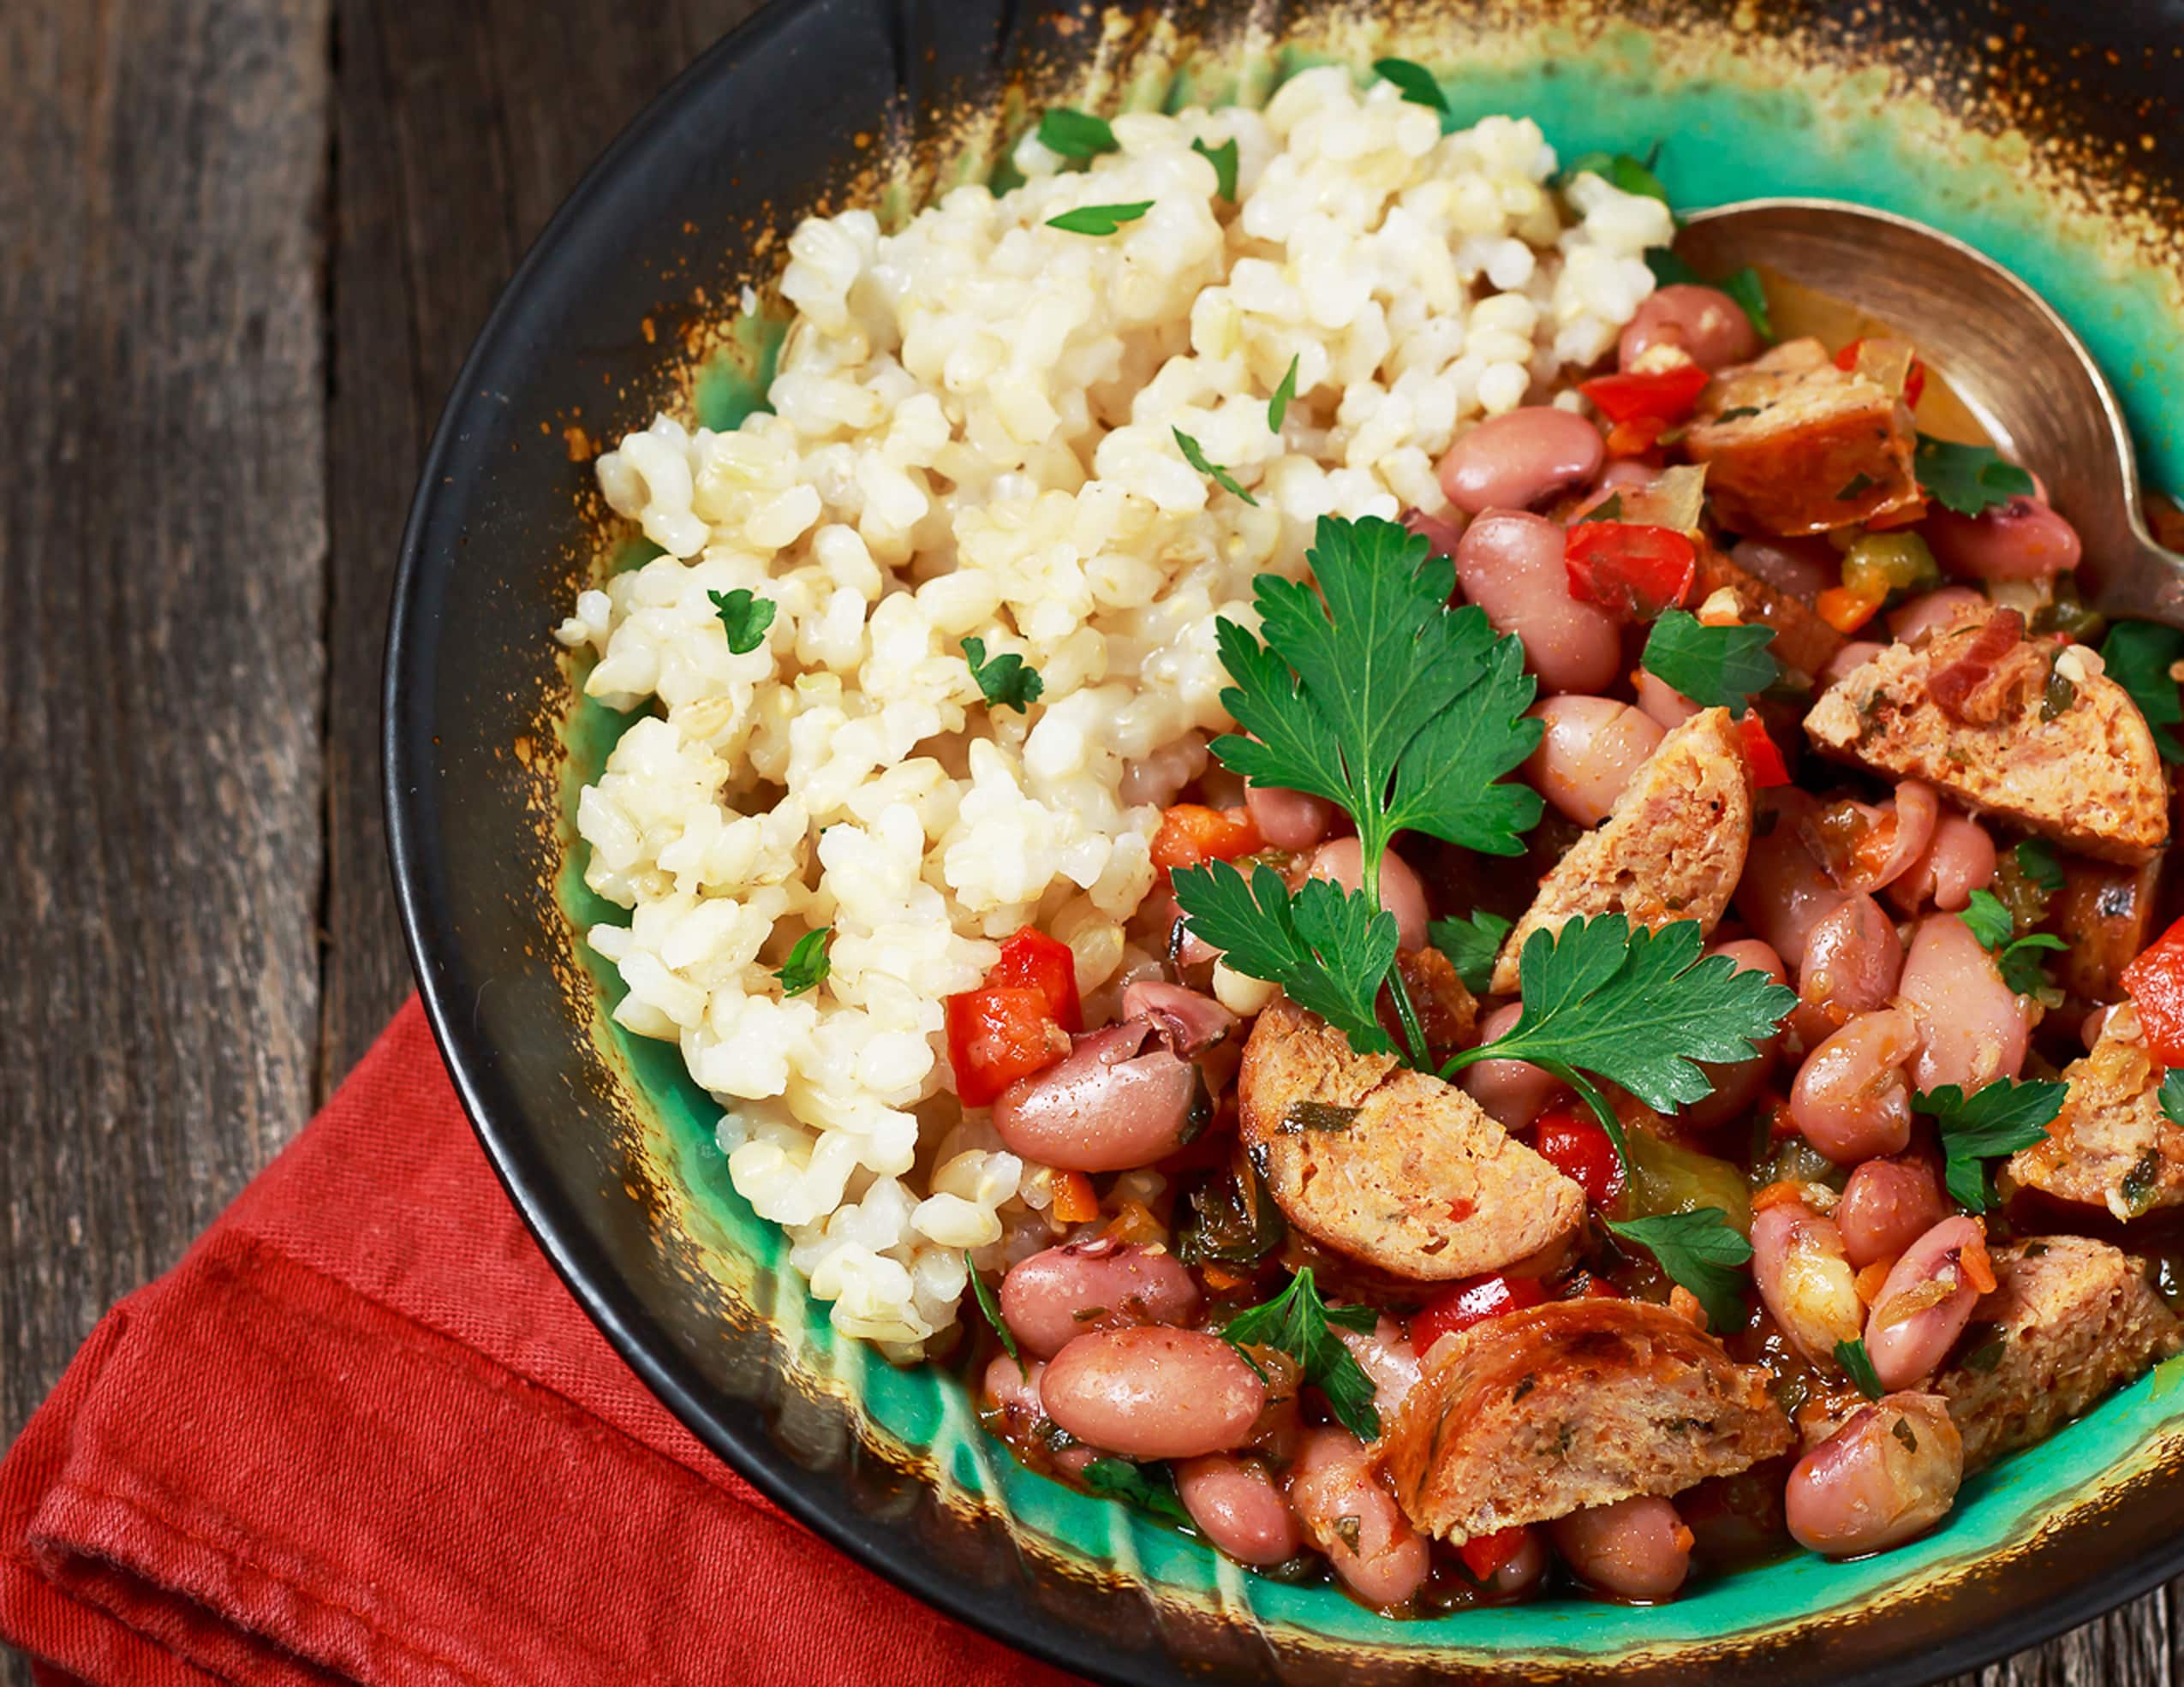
[1171,865,1399,1055]
[2101,621,2184,763]
[1914,435,2037,517]
[1428,909,1513,996]
[962,636,1044,712]
[1958,888,2067,997]
[1221,1268,1381,1442]
[1911,1076,2065,1211]
[1641,611,1780,718]
[1834,1337,1884,1399]
[1604,1207,1751,1334]
[2014,838,2066,896]
[709,587,776,654]
[1083,1457,1191,1525]
[2159,1070,2184,1130]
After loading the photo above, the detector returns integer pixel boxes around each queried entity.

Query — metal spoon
[1676,198,2184,625]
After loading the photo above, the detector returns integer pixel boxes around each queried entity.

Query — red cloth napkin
[0,998,1086,1687]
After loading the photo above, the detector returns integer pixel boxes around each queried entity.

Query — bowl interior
[389,3,2184,1683]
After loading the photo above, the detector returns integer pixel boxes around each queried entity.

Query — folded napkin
[0,999,1083,1687]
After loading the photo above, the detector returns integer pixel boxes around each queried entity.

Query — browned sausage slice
[1379,1298,1793,1541]
[1684,338,1920,536]
[1804,611,2168,864]
[1933,1236,2181,1469]
[2008,1007,2184,1220]
[1691,542,1847,683]
[1238,998,1583,1282]
[1490,706,1753,993]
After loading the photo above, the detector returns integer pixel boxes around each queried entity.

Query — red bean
[1436,407,1605,516]
[1680,939,1789,1130]
[992,1022,1202,1172]
[1619,284,1761,373]
[1487,1528,1552,1595]
[1244,782,1337,852]
[1796,893,1906,1027]
[985,1355,1097,1475]
[1041,1327,1265,1461]
[1750,1201,1865,1364]
[1459,1003,1560,1130]
[1120,981,1238,1058]
[1836,1158,1949,1270]
[999,1239,1202,1360]
[1549,1495,1694,1601]
[1733,792,1847,969]
[1898,912,2029,1093]
[1334,1314,1423,1422]
[1455,511,1621,695]
[1634,670,1698,730]
[1786,1393,1963,1558]
[1884,813,1996,916]
[1523,697,1666,826]
[1864,1216,1988,1392]
[1287,1428,1431,1607]
[1402,504,1467,563]
[1175,1455,1304,1566]
[1823,640,1887,685]
[1924,496,2083,582]
[1788,1008,1918,1162]
[1887,587,1987,645]
[1307,838,1429,951]
[1731,534,1838,599]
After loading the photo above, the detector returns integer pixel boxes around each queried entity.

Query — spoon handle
[2090,527,2184,629]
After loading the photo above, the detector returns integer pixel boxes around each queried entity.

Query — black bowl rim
[381,3,2184,1680]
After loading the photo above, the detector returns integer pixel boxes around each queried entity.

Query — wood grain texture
[1,0,2175,1680]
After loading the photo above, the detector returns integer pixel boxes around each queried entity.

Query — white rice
[555,69,1672,1358]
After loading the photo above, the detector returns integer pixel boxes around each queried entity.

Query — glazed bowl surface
[385,3,2184,1682]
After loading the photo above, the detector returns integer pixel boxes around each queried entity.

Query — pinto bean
[1788,1008,1919,1162]
[1924,496,2084,582]
[1287,1427,1432,1607]
[1523,696,1667,826]
[1455,511,1621,695]
[1041,1327,1265,1461]
[1734,792,1847,969]
[992,1022,1202,1172]
[1487,1528,1552,1596]
[1898,913,2029,1093]
[1887,587,1987,645]
[1731,534,1839,599]
[1750,1201,1865,1364]
[1402,505,1467,563]
[1864,1216,1988,1392]
[1334,1314,1423,1423]
[999,1239,1202,1360]
[1634,670,1699,730]
[1437,407,1606,516]
[1175,1455,1304,1566]
[1785,1393,1963,1558]
[1884,813,1996,916]
[1244,782,1337,852]
[1796,893,1906,1027]
[1548,1495,1694,1601]
[1459,1003,1561,1130]
[1307,838,1429,951]
[1681,939,1789,1130]
[1619,284,1761,373]
[1121,981,1238,1058]
[985,1355,1096,1475]
[1822,640,1887,685]
[1835,1158,1949,1271]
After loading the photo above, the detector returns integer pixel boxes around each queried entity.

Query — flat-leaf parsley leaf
[2161,1069,2184,1130]
[774,927,832,997]
[1169,864,1399,1055]
[1047,200,1154,236]
[1834,1337,1884,1399]
[1037,108,1117,159]
[1429,909,1513,996]
[709,587,776,654]
[2100,620,2184,763]
[1566,147,1669,205]
[1370,57,1448,113]
[1914,435,2037,517]
[1221,1267,1381,1442]
[1173,426,1259,506]
[961,636,1044,712]
[1268,353,1300,433]
[2014,838,2067,896]
[1604,1207,1751,1334]
[965,1253,1024,1374]
[1911,1077,2065,1212]
[1191,135,1238,200]
[1641,611,1781,717]
[1082,1458,1193,1526]
[1957,888,2066,997]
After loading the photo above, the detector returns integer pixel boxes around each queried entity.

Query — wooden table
[0,2,2174,1682]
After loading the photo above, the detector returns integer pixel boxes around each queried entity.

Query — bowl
[384,3,2184,1681]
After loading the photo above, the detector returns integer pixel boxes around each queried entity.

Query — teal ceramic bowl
[385,3,2184,1681]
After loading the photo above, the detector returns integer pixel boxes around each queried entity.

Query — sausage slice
[1380,1298,1793,1541]
[1804,611,2168,864]
[1238,998,1583,1282]
[1692,542,1846,683]
[1490,706,1753,993]
[2008,1007,2184,1220]
[1933,1236,2182,1469]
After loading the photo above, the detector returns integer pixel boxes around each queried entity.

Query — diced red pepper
[2122,917,2184,1067]
[1150,803,1262,873]
[1737,712,1792,789]
[1410,1273,1548,1357]
[1532,1107,1626,1207]
[945,986,1069,1106]
[1579,365,1710,426]
[1835,337,1928,408]
[1565,522,1697,622]
[1457,1524,1533,1583]
[988,927,1083,1034]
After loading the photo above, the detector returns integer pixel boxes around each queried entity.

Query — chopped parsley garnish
[961,635,1045,712]
[1640,611,1781,718]
[2014,838,2066,897]
[1082,1457,1192,1526]
[2100,620,2184,763]
[1834,1337,1884,1399]
[1192,135,1239,200]
[1911,1076,2066,1212]
[1957,888,2067,997]
[1602,1207,1751,1334]
[1565,146,1668,205]
[1370,57,1448,113]
[1913,435,2037,516]
[1268,354,1300,433]
[1717,268,1776,342]
[1428,909,1513,995]
[1047,200,1154,235]
[1221,1267,1381,1442]
[1037,108,1117,159]
[2158,1069,2184,1131]
[708,587,776,654]
[773,927,832,997]
[965,1253,1023,1374]
[1173,426,1259,505]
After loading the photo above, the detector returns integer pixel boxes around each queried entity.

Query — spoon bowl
[1678,199,2184,624]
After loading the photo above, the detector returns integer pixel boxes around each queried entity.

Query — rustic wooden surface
[0,1,2173,1681]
